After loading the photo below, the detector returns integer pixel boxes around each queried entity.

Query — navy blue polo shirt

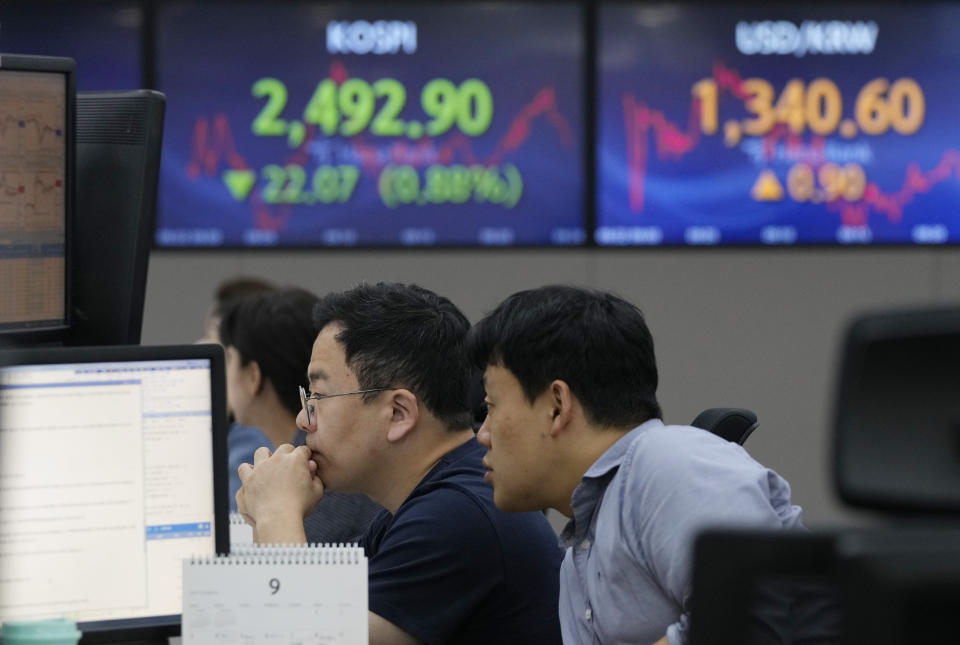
[360,437,563,645]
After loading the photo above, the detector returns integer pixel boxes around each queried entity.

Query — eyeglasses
[298,385,394,427]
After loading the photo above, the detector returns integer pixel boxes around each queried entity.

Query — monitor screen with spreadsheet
[0,344,228,642]
[0,54,74,340]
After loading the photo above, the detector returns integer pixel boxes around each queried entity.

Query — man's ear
[245,360,264,396]
[548,379,575,437]
[386,389,420,442]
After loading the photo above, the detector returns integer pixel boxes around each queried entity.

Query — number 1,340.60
[692,76,925,140]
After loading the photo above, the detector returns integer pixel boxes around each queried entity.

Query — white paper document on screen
[0,380,147,621]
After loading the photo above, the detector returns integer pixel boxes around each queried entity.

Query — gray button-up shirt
[558,419,803,645]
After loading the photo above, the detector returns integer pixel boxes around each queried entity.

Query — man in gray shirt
[467,285,804,645]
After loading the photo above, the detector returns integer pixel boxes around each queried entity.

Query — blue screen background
[156,2,585,247]
[597,3,960,245]
[0,3,141,91]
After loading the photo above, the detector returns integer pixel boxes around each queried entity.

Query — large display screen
[0,3,141,91]
[156,2,585,247]
[597,3,960,245]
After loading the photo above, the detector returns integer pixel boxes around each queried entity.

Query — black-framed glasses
[298,385,394,427]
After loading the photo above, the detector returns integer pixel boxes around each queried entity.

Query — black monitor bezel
[70,88,167,347]
[0,53,75,343]
[833,305,960,514]
[0,343,229,643]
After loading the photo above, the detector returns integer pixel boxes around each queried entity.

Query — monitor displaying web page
[0,345,228,633]
[0,57,73,336]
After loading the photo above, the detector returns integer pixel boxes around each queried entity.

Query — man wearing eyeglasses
[235,282,563,645]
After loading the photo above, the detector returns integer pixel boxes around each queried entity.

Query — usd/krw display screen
[156,3,585,247]
[597,3,960,246]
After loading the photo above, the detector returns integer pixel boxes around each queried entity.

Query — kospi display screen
[597,3,960,246]
[156,3,585,247]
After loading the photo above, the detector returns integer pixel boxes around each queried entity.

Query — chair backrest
[691,408,758,445]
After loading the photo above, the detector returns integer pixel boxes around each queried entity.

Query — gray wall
[142,247,958,526]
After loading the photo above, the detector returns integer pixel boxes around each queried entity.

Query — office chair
[691,407,759,445]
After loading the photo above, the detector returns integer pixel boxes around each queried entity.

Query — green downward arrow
[222,170,256,201]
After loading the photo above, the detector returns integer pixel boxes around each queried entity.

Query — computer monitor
[0,54,75,344]
[70,90,165,346]
[837,527,960,645]
[833,306,960,513]
[688,529,842,645]
[0,344,228,643]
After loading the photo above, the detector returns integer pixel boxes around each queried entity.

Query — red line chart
[835,149,960,226]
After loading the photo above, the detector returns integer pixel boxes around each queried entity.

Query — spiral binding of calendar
[188,543,364,566]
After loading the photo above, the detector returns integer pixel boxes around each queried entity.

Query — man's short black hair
[313,282,473,430]
[467,285,662,428]
[219,287,319,417]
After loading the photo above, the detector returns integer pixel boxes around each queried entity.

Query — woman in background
[198,276,276,511]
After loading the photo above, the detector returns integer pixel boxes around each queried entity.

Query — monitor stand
[78,622,178,645]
